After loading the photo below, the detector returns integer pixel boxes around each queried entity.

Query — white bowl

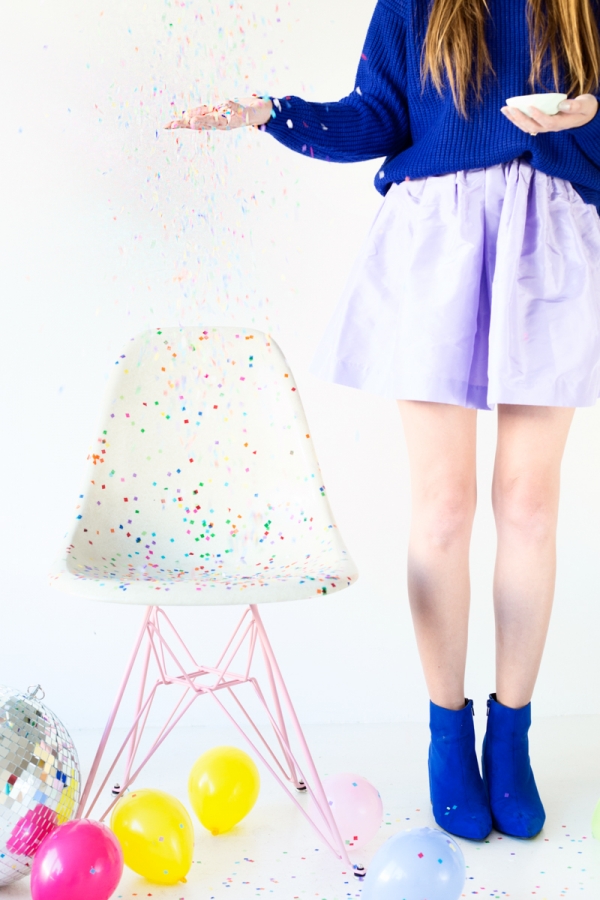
[505,92,568,117]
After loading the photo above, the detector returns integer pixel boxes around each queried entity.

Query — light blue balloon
[361,827,465,900]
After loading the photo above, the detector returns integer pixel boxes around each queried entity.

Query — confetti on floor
[2,719,599,899]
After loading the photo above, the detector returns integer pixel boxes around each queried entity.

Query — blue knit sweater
[264,0,600,214]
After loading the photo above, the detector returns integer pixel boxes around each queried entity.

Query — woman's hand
[500,93,599,134]
[164,96,273,131]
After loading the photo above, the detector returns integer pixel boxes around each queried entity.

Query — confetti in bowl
[505,92,568,117]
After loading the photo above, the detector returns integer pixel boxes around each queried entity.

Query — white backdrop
[1,0,600,732]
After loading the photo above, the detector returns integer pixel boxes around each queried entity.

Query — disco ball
[0,685,80,886]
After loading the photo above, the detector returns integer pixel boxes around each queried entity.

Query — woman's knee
[412,483,477,549]
[492,474,559,541]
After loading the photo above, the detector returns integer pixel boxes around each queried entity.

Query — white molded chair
[50,326,360,871]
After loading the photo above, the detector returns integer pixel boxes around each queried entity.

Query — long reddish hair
[421,0,600,116]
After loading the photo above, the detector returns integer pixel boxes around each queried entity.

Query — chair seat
[51,544,357,605]
[50,326,359,606]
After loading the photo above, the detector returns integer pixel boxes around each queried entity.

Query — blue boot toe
[482,693,546,839]
[429,699,492,841]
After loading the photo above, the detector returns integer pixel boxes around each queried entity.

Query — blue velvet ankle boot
[482,693,545,838]
[428,699,492,841]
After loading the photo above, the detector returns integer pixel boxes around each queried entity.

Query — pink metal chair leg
[121,623,154,789]
[249,606,356,869]
[76,607,152,819]
[78,604,357,873]
[256,623,305,790]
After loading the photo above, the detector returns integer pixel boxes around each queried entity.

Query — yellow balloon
[110,788,194,884]
[188,746,260,835]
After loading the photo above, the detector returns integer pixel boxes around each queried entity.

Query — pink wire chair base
[76,604,359,873]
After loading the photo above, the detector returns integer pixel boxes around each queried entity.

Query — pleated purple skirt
[309,156,600,409]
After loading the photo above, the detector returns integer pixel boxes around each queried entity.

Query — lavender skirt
[309,157,600,409]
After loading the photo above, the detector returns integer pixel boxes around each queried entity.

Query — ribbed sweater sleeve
[564,95,600,167]
[263,0,411,162]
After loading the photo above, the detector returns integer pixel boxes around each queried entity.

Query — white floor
[2,718,600,899]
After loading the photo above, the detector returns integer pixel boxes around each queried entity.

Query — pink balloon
[31,819,123,900]
[313,773,383,850]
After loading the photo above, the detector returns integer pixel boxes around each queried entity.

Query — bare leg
[397,400,478,710]
[492,404,575,709]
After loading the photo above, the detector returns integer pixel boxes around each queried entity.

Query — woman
[165,0,600,841]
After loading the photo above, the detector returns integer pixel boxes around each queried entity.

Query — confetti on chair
[50,326,359,871]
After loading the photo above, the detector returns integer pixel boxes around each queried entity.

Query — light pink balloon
[31,819,123,900]
[313,773,383,850]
